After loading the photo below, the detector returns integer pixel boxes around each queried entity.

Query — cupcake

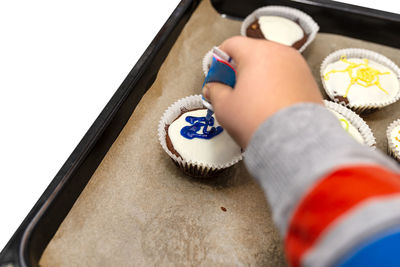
[321,48,400,112]
[386,119,400,161]
[158,95,242,177]
[240,6,319,52]
[324,100,376,147]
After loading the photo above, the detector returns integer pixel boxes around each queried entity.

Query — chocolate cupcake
[158,95,242,177]
[386,119,400,162]
[241,6,319,52]
[321,48,400,112]
[324,100,376,147]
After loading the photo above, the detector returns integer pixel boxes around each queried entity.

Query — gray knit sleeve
[244,103,400,235]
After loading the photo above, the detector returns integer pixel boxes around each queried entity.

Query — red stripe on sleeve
[285,165,400,267]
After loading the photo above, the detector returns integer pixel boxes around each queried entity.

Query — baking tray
[1,0,400,266]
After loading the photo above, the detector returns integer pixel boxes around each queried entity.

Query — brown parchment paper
[40,0,400,266]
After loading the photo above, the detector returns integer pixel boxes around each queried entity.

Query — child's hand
[203,36,322,148]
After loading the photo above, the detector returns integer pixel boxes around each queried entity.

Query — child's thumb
[203,82,232,109]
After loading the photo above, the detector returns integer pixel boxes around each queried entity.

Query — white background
[0,0,399,253]
[0,0,180,252]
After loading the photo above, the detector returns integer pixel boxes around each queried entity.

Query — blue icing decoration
[180,115,223,140]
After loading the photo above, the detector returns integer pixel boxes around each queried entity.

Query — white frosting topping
[329,109,364,144]
[168,109,241,165]
[323,58,399,105]
[258,16,304,46]
[390,124,400,154]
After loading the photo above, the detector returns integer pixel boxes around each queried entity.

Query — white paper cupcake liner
[320,48,400,113]
[386,119,400,162]
[202,49,213,76]
[240,5,319,53]
[324,100,376,148]
[158,95,243,177]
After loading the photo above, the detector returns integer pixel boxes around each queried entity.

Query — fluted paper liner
[386,119,400,162]
[240,5,319,53]
[324,100,376,148]
[158,95,243,177]
[320,48,400,112]
[202,49,213,76]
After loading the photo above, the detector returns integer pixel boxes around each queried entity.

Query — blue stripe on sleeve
[336,227,400,267]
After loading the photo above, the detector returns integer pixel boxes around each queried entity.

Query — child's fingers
[203,82,232,110]
[218,36,250,65]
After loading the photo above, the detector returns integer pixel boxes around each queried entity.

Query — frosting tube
[202,47,237,111]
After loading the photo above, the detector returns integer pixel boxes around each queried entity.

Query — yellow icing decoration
[393,131,400,149]
[339,118,349,131]
[324,56,390,97]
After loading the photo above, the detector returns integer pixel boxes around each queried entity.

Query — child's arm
[205,36,400,267]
